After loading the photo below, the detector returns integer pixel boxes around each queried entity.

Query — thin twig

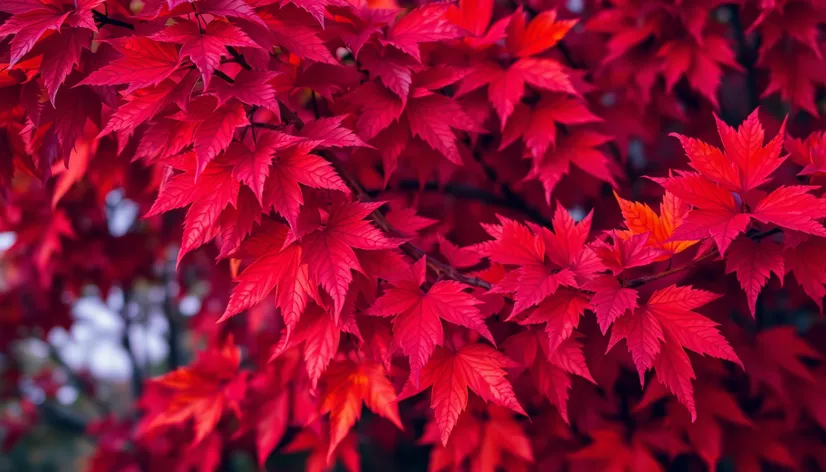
[333,156,788,293]
[470,149,553,228]
[729,4,760,114]
[92,10,135,30]
[163,258,182,371]
[624,250,718,288]
[383,180,552,224]
[38,402,90,435]
[250,122,286,130]
[334,161,493,290]
[48,345,109,416]
[226,46,253,71]
[119,291,144,398]
[557,41,585,70]
[623,228,782,288]
[213,70,235,84]
[310,93,320,119]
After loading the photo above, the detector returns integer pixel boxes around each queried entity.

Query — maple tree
[3,0,826,470]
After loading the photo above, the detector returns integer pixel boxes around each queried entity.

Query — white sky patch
[45,292,170,381]
[0,232,16,252]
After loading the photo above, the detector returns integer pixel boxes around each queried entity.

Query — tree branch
[213,70,235,84]
[250,122,286,130]
[119,291,144,398]
[328,155,786,294]
[163,258,182,371]
[470,149,553,228]
[92,10,135,30]
[48,345,109,416]
[380,180,552,225]
[623,228,782,288]
[334,161,494,290]
[38,402,90,436]
[729,4,760,114]
[87,7,779,299]
[226,46,252,71]
[624,250,717,288]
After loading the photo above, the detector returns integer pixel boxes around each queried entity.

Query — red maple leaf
[786,130,826,177]
[344,67,483,172]
[785,237,826,312]
[139,338,246,444]
[525,129,620,202]
[446,0,509,49]
[613,190,697,256]
[724,236,785,317]
[300,199,401,322]
[381,4,461,62]
[233,132,349,224]
[585,275,639,334]
[0,3,72,67]
[269,304,348,389]
[80,37,182,94]
[399,342,526,445]
[658,35,742,108]
[570,427,675,472]
[220,220,317,333]
[607,285,742,419]
[477,206,602,317]
[504,328,595,423]
[148,152,242,266]
[657,110,826,255]
[591,231,667,275]
[282,425,361,472]
[760,42,826,117]
[419,403,533,472]
[500,94,602,160]
[366,258,494,384]
[635,381,752,468]
[319,358,402,458]
[151,19,259,89]
[456,9,578,128]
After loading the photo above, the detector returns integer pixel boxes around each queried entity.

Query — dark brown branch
[728,4,760,114]
[118,291,144,398]
[334,161,493,290]
[250,122,286,130]
[470,150,553,228]
[39,402,90,436]
[48,345,109,416]
[212,69,235,84]
[162,259,182,371]
[92,10,135,30]
[557,41,585,70]
[623,228,782,288]
[310,93,320,119]
[226,46,253,71]
[333,159,787,293]
[382,180,552,225]
[624,250,717,288]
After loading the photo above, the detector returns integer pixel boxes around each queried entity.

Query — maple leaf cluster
[3,0,826,471]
